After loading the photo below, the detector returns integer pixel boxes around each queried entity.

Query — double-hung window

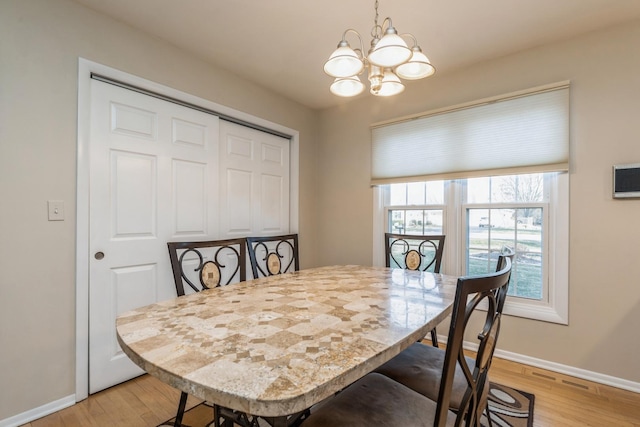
[372,83,569,324]
[388,181,445,235]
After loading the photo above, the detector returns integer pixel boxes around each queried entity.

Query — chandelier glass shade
[323,1,435,97]
[324,43,365,78]
[330,76,366,97]
[367,27,412,68]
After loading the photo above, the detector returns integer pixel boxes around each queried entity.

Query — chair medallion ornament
[405,249,422,270]
[267,252,282,275]
[200,260,221,289]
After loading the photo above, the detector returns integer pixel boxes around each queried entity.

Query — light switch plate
[48,200,64,221]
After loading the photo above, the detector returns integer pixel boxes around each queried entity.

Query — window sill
[503,298,568,325]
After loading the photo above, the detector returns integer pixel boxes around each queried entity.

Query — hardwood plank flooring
[19,357,640,426]
[487,358,640,427]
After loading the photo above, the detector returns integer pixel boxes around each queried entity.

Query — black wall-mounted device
[613,164,640,198]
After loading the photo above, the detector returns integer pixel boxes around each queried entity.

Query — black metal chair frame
[495,246,515,273]
[246,234,300,279]
[301,259,512,427]
[167,238,257,427]
[379,256,513,427]
[385,232,446,347]
[440,257,512,426]
[473,248,514,427]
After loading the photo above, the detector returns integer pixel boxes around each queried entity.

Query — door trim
[75,58,300,401]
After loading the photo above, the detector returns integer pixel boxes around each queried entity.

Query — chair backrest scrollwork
[384,233,446,273]
[246,234,299,279]
[167,238,247,296]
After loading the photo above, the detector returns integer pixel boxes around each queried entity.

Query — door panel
[172,118,207,147]
[219,121,290,237]
[261,142,284,167]
[173,159,208,235]
[261,174,284,231]
[89,79,219,393]
[226,168,253,233]
[110,102,157,139]
[112,151,157,237]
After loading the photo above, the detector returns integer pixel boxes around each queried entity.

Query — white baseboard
[444,335,640,394]
[0,394,75,427]
[492,347,640,394]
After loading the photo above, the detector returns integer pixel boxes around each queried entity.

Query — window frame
[373,172,568,325]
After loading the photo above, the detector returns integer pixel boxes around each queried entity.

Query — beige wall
[316,20,640,384]
[2,0,640,422]
[0,0,319,421]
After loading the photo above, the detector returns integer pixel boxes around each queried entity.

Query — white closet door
[88,79,219,393]
[219,121,290,237]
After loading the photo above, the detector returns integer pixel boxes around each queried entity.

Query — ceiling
[72,0,640,110]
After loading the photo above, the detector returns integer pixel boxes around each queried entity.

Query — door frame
[75,58,300,401]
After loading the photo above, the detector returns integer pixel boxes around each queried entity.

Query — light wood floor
[20,356,640,427]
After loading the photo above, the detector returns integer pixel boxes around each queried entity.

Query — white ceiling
[73,0,640,110]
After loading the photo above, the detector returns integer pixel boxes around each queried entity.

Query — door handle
[94,252,105,260]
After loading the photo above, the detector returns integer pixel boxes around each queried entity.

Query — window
[371,83,569,324]
[377,172,568,324]
[465,174,546,300]
[388,181,445,235]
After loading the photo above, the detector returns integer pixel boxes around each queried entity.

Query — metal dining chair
[167,238,259,427]
[301,258,513,427]
[374,250,514,427]
[385,232,446,347]
[246,234,299,278]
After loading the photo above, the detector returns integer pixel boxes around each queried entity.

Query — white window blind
[371,83,569,185]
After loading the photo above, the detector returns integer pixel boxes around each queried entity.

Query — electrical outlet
[48,200,64,221]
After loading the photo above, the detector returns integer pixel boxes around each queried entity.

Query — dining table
[115,264,458,426]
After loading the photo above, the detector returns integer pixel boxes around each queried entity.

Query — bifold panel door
[88,79,289,393]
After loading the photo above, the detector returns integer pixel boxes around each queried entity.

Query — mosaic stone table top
[116,265,458,418]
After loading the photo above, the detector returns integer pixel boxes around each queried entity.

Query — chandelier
[323,0,435,97]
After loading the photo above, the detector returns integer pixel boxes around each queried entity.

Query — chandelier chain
[371,0,381,40]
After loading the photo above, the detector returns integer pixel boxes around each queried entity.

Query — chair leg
[213,405,235,427]
[213,404,255,427]
[174,392,188,427]
[430,327,439,347]
[484,401,493,427]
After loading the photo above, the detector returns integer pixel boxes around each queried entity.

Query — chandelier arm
[399,32,419,48]
[371,17,392,40]
[341,29,365,59]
